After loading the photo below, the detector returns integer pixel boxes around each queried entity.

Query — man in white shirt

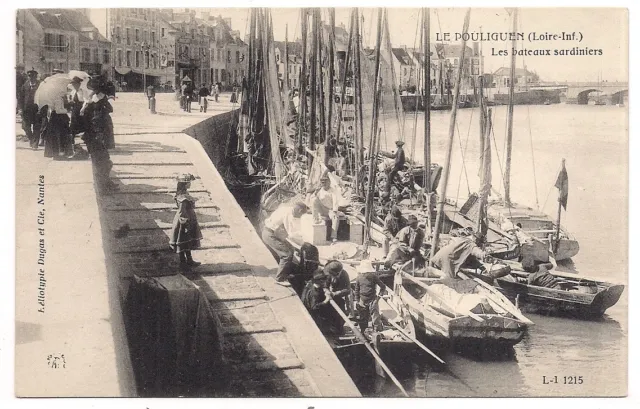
[261,201,308,286]
[310,172,346,240]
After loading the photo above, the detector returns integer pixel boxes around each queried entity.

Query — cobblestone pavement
[94,99,360,397]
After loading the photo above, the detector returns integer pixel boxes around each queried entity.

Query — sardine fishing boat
[389,262,530,349]
[471,264,625,319]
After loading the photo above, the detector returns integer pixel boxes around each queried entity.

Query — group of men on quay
[16,65,118,193]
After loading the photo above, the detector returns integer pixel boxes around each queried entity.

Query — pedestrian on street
[16,64,26,115]
[354,260,386,333]
[68,76,86,150]
[169,173,203,269]
[146,84,157,114]
[198,84,210,113]
[261,201,308,286]
[180,81,190,112]
[20,69,40,149]
[43,85,73,159]
[211,84,220,102]
[82,77,118,192]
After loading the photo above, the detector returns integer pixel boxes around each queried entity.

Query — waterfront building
[17,9,80,77]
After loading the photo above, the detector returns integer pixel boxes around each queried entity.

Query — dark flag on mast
[555,159,569,210]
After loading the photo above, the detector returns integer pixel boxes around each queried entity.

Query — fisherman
[198,83,210,112]
[526,264,560,288]
[430,227,494,279]
[354,260,386,333]
[384,214,425,268]
[382,205,407,256]
[261,201,308,286]
[310,170,347,241]
[324,260,351,334]
[301,270,333,333]
[381,140,406,196]
[21,69,40,149]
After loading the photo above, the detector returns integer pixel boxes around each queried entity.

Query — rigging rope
[408,8,423,164]
[453,109,474,207]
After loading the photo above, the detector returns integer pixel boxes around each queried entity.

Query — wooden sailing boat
[486,9,580,262]
[390,9,530,352]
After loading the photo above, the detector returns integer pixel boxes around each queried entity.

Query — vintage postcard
[13,6,629,400]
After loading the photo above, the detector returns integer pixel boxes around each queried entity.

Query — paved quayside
[100,94,360,397]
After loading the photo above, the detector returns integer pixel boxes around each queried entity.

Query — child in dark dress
[169,173,203,268]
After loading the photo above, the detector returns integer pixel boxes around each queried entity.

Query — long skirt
[170,215,203,253]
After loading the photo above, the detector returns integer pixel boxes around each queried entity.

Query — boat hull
[496,279,624,319]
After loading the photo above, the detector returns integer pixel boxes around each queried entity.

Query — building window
[103,49,110,64]
[93,49,99,63]
[145,51,149,68]
[117,50,123,66]
[135,29,140,42]
[227,50,231,63]
[116,27,121,44]
[126,28,131,45]
[161,28,165,37]
[82,48,91,62]
[151,31,156,46]
[69,36,75,53]
[126,50,131,67]
[135,51,140,67]
[236,50,240,63]
[214,69,218,82]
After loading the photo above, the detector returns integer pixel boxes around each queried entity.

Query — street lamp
[141,41,151,92]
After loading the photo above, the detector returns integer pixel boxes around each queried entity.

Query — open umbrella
[34,73,72,112]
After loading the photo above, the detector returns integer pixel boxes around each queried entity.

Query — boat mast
[317,9,326,149]
[423,8,431,193]
[363,8,384,253]
[504,8,518,207]
[327,8,336,139]
[284,24,289,106]
[423,8,434,230]
[309,8,318,151]
[430,8,471,256]
[298,9,308,155]
[354,9,365,173]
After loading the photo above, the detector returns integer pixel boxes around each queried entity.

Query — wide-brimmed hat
[395,140,405,146]
[407,214,418,223]
[70,76,83,84]
[27,69,38,77]
[324,260,344,276]
[356,260,375,274]
[176,173,196,182]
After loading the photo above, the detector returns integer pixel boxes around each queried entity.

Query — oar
[328,299,410,397]
[378,294,478,394]
[378,297,444,364]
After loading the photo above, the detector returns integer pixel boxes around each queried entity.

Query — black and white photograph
[10,5,630,401]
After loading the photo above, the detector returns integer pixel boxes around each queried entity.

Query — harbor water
[367,103,628,397]
[233,103,628,397]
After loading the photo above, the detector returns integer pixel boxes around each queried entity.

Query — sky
[198,7,628,83]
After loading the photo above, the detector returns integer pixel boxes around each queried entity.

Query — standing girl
[170,173,203,268]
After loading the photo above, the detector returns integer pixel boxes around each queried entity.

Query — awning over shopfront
[115,67,132,75]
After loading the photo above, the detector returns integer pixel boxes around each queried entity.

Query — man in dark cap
[384,214,425,268]
[381,140,407,196]
[301,271,333,333]
[20,69,40,149]
[324,260,351,333]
